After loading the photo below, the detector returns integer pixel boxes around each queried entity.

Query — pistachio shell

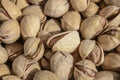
[50,51,73,80]
[0,20,20,44]
[29,0,44,4]
[0,8,10,21]
[0,64,10,77]
[2,75,22,80]
[44,0,69,17]
[1,0,22,19]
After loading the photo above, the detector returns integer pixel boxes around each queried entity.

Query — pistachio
[70,0,90,12]
[104,0,120,7]
[79,39,104,66]
[1,0,22,19]
[47,31,80,54]
[44,0,69,17]
[23,5,46,22]
[33,70,60,80]
[80,15,108,39]
[20,14,40,39]
[0,20,20,44]
[2,75,22,80]
[50,51,73,80]
[29,0,44,4]
[0,8,10,21]
[74,59,97,80]
[5,42,23,61]
[24,37,44,61]
[92,0,101,3]
[61,11,81,31]
[0,64,10,77]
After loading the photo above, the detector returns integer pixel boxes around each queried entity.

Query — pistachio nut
[23,5,46,22]
[12,55,41,80]
[80,15,108,39]
[104,0,120,7]
[82,2,99,18]
[94,71,120,80]
[92,0,101,3]
[0,20,20,44]
[79,39,104,66]
[102,53,120,71]
[29,0,44,4]
[1,0,22,19]
[97,27,120,51]
[2,75,22,80]
[33,70,60,80]
[70,0,90,12]
[74,59,97,80]
[24,37,44,62]
[5,42,23,61]
[0,45,8,64]
[47,31,80,54]
[20,14,40,39]
[61,11,81,31]
[44,0,69,17]
[50,51,73,80]
[0,8,10,21]
[116,45,120,52]
[0,64,10,77]
[99,5,119,19]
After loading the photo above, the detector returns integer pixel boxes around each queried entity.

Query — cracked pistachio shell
[12,55,41,79]
[74,59,97,80]
[2,75,22,80]
[0,64,10,77]
[23,5,46,22]
[5,42,23,61]
[40,50,54,70]
[33,70,60,80]
[80,15,108,39]
[50,51,73,80]
[47,31,80,54]
[29,0,44,4]
[108,13,120,27]
[0,20,20,44]
[82,2,99,18]
[102,53,120,71]
[99,5,119,19]
[104,0,120,7]
[0,8,10,21]
[1,0,22,19]
[61,11,81,31]
[79,40,104,66]
[44,0,69,18]
[0,45,8,64]
[94,71,120,80]
[24,37,44,61]
[11,0,29,10]
[20,14,40,39]
[97,27,120,51]
[70,0,90,12]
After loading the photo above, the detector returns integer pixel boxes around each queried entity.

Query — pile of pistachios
[0,0,120,80]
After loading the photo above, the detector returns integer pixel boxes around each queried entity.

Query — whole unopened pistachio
[33,70,60,80]
[29,0,44,4]
[79,40,104,66]
[24,37,44,61]
[11,0,29,10]
[0,45,8,64]
[70,0,90,12]
[51,51,73,80]
[94,71,120,80]
[104,0,120,7]
[102,53,120,71]
[97,27,120,51]
[23,5,46,22]
[40,50,54,70]
[61,11,81,31]
[74,59,97,80]
[80,15,108,39]
[99,5,119,19]
[1,0,22,19]
[2,75,22,80]
[47,31,80,54]
[0,20,20,44]
[12,55,41,80]
[82,2,99,18]
[44,0,69,18]
[20,14,40,39]
[0,64,10,77]
[5,42,23,61]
